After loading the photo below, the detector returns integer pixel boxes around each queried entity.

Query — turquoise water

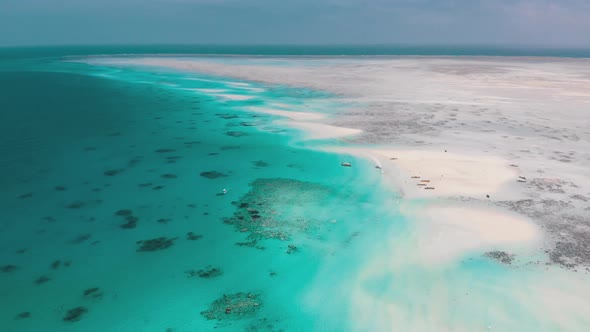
[0,56,401,331]
[2,51,590,332]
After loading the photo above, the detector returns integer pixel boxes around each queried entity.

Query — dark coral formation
[120,216,138,229]
[115,209,133,216]
[252,160,269,168]
[245,317,285,332]
[155,148,176,153]
[136,237,177,252]
[200,171,227,179]
[224,178,332,247]
[286,244,298,254]
[226,131,248,137]
[63,306,88,322]
[34,276,51,285]
[216,113,239,119]
[1,265,19,273]
[54,186,67,191]
[186,266,223,279]
[18,192,33,199]
[484,251,515,264]
[15,312,31,320]
[14,311,31,319]
[115,209,139,229]
[186,232,202,241]
[161,173,178,179]
[83,287,103,300]
[220,145,241,151]
[69,234,91,245]
[240,121,258,127]
[50,260,61,270]
[549,240,590,269]
[498,199,590,268]
[66,201,85,209]
[201,292,262,321]
[103,169,124,176]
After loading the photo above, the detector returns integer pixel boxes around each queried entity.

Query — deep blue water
[1,44,590,60]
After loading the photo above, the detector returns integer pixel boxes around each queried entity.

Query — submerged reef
[155,148,176,153]
[34,275,51,285]
[50,260,61,270]
[226,131,248,137]
[103,169,124,176]
[484,251,515,264]
[18,192,33,199]
[66,201,85,209]
[15,312,31,320]
[115,209,139,229]
[245,317,285,332]
[186,232,203,241]
[69,233,91,244]
[1,264,19,273]
[201,292,262,321]
[200,171,227,179]
[63,306,88,322]
[224,178,332,246]
[83,287,103,300]
[136,237,177,252]
[216,113,240,119]
[186,265,223,279]
[252,160,269,168]
[120,216,138,229]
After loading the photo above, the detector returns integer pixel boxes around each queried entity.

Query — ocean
[1,46,589,332]
[0,48,403,331]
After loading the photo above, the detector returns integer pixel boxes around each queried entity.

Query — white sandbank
[323,145,542,263]
[242,106,362,140]
[243,107,326,121]
[406,203,541,265]
[193,88,227,93]
[212,93,256,101]
[329,147,522,200]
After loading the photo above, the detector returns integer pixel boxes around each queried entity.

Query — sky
[1,0,589,47]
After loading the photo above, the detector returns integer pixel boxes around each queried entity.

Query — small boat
[341,162,352,167]
[425,187,435,190]
[411,176,420,179]
[420,180,431,183]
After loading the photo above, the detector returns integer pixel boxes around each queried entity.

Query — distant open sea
[2,44,590,60]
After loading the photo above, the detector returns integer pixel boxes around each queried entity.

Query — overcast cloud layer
[1,0,589,47]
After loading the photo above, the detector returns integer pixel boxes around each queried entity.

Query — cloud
[0,0,589,46]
